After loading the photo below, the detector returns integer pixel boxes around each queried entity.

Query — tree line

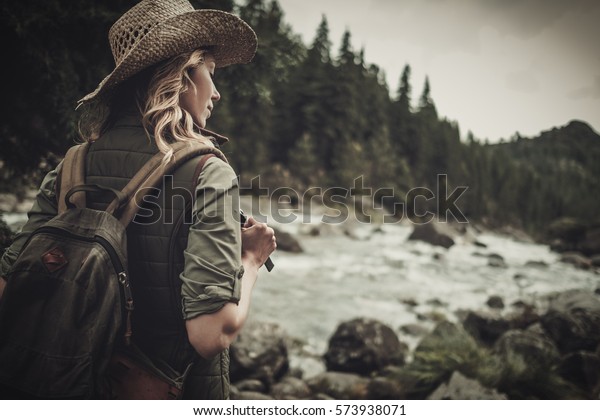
[1,0,598,238]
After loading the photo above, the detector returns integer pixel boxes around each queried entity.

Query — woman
[0,0,275,399]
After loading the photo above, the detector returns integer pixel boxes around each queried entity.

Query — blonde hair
[78,49,210,163]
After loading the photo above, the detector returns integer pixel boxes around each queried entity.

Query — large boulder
[324,318,407,375]
[492,325,591,399]
[541,289,600,353]
[398,322,488,398]
[407,223,455,249]
[270,376,312,399]
[230,322,289,387]
[462,311,511,346]
[414,321,484,380]
[494,329,561,377]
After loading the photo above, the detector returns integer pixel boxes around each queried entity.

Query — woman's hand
[241,216,276,269]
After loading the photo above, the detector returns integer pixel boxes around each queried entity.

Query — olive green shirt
[180,157,243,318]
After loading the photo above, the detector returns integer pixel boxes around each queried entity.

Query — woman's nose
[212,85,221,102]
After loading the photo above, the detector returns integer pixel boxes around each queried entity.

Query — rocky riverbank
[230,288,600,400]
[2,195,599,400]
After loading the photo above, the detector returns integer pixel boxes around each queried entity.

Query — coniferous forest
[1,0,599,242]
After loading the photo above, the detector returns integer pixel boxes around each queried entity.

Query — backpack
[0,140,225,398]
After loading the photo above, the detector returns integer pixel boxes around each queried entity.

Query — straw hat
[78,0,257,104]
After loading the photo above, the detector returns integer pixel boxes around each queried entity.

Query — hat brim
[79,9,257,104]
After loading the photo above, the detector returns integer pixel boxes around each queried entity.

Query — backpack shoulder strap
[112,141,227,227]
[57,143,90,214]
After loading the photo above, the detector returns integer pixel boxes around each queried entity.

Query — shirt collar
[198,127,229,146]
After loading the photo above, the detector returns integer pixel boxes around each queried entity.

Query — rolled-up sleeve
[0,164,61,277]
[180,157,243,319]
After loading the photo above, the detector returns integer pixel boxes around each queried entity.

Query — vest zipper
[32,226,134,344]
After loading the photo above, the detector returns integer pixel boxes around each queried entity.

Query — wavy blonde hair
[79,49,209,163]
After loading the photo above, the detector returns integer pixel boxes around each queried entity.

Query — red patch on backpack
[41,247,68,273]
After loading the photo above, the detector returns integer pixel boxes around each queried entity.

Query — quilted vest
[84,114,231,399]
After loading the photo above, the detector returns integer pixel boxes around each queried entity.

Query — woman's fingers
[241,217,276,266]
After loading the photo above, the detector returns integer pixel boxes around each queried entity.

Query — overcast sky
[276,0,600,142]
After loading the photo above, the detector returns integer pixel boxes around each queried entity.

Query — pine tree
[418,76,437,118]
[309,15,332,64]
[398,64,412,113]
[390,64,419,176]
[338,30,355,66]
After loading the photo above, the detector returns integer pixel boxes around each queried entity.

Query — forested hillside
[1,0,598,239]
[485,121,600,234]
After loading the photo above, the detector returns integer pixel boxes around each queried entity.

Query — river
[245,206,599,376]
